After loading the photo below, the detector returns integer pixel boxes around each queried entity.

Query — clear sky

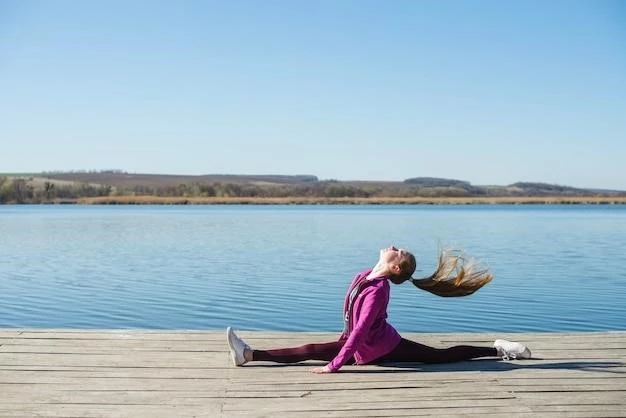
[1,0,625,189]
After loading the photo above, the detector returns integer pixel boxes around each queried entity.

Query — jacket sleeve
[327,286,386,372]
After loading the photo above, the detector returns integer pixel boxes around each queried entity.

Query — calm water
[1,205,625,332]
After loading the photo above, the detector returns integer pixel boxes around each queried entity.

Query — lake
[1,205,625,333]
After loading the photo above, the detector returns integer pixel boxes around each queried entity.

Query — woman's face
[380,246,415,284]
[379,246,406,265]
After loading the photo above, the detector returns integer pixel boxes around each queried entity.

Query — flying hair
[410,248,493,297]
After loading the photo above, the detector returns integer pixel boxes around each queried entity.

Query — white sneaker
[494,339,531,360]
[226,327,250,366]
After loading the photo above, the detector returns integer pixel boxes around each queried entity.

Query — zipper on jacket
[343,278,373,337]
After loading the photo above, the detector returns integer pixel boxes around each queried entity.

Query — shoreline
[4,195,626,205]
[71,195,626,205]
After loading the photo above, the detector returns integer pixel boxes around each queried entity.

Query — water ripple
[1,205,625,331]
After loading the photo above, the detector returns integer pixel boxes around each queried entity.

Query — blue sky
[1,0,625,189]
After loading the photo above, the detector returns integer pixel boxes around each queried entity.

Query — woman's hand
[310,365,332,374]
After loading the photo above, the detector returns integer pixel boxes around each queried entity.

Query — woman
[227,246,531,373]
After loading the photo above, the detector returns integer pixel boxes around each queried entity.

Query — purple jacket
[327,269,401,372]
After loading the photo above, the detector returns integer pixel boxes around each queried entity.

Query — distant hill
[486,182,625,197]
[1,171,625,203]
[404,177,473,188]
[403,177,484,196]
[39,171,318,187]
[507,182,589,195]
[402,177,625,197]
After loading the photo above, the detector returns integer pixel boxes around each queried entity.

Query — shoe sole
[494,339,532,360]
[226,327,239,366]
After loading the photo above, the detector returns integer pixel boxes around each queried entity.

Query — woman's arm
[323,286,386,372]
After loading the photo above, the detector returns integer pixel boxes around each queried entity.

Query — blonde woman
[227,246,530,373]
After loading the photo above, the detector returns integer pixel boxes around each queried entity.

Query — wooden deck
[1,330,625,417]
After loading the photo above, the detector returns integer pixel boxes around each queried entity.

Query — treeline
[1,175,624,204]
[0,177,112,203]
[123,181,377,198]
[0,176,379,203]
[0,176,476,203]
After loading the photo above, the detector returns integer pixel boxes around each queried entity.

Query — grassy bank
[75,195,626,205]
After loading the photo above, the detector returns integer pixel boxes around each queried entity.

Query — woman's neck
[366,262,390,280]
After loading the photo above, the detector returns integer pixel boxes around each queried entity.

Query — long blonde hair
[410,248,493,297]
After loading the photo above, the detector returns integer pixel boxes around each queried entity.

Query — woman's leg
[253,340,346,363]
[376,338,497,364]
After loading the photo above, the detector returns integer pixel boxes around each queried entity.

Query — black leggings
[377,338,496,364]
[253,340,351,363]
[253,338,496,364]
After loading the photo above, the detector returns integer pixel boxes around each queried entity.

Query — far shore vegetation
[77,195,626,205]
[1,170,625,205]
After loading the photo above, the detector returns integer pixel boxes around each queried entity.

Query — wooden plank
[0,330,22,349]
[0,330,624,417]
[0,342,223,353]
[0,404,220,418]
[264,407,626,418]
[3,372,624,389]
[0,382,515,397]
[0,330,22,338]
